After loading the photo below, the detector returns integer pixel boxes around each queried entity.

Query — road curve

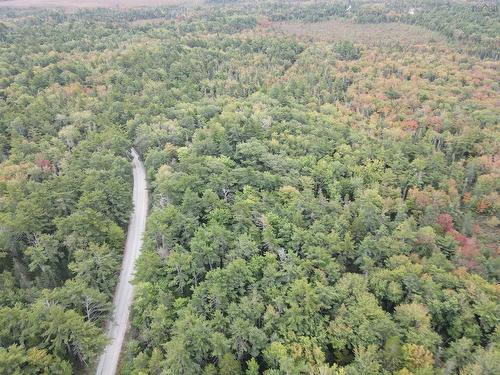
[96,148,148,375]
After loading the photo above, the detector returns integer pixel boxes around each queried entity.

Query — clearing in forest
[268,18,446,46]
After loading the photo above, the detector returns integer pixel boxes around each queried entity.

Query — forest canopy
[0,0,499,374]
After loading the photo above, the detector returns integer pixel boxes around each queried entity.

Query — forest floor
[0,0,203,9]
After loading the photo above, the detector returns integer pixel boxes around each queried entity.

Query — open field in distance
[0,0,203,8]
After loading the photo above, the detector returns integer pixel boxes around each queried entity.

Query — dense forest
[0,0,499,374]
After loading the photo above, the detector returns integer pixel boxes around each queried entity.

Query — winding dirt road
[96,148,148,375]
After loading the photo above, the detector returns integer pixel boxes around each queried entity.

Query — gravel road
[95,148,148,375]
